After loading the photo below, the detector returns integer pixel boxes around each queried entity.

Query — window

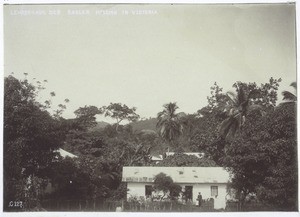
[145,185,152,198]
[211,186,218,197]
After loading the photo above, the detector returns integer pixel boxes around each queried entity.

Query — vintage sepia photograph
[2,1,298,214]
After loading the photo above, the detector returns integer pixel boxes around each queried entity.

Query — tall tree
[222,102,297,211]
[219,78,281,140]
[74,105,102,129]
[156,102,183,148]
[101,103,140,131]
[4,75,67,210]
[219,86,261,140]
[45,157,105,201]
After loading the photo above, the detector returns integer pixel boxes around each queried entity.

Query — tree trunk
[115,119,122,132]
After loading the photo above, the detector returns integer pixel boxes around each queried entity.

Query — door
[185,186,193,201]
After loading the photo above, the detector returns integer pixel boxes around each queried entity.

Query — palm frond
[237,88,247,105]
[227,118,239,140]
[290,82,297,89]
[279,100,296,106]
[282,91,296,101]
[219,115,241,140]
[219,117,234,139]
[156,102,183,144]
[226,91,238,106]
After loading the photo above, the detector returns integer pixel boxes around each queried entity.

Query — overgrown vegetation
[4,74,297,211]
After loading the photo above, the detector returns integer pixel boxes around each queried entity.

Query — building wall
[191,183,227,209]
[126,182,228,209]
[127,182,148,199]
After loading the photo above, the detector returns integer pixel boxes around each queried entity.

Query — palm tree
[156,102,183,148]
[219,86,261,140]
[282,82,297,103]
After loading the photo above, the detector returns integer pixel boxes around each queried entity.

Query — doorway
[185,186,193,201]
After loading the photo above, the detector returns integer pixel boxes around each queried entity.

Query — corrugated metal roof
[122,167,230,184]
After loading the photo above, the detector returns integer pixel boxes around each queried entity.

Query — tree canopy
[3,74,297,211]
[191,79,297,210]
[156,153,217,167]
[101,103,140,131]
[156,102,183,147]
[153,173,182,201]
[4,75,67,208]
[74,105,102,129]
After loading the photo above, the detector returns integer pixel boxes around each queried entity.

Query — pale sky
[4,3,297,122]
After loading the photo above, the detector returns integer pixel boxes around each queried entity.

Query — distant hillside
[90,113,187,133]
[89,118,158,133]
[90,121,110,131]
[130,118,158,132]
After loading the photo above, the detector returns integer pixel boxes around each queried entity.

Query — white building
[56,148,78,158]
[150,155,163,164]
[165,152,204,158]
[150,152,204,164]
[122,166,231,209]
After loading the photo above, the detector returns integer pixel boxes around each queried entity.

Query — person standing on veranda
[197,192,202,207]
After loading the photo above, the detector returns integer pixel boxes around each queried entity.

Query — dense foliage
[156,153,217,167]
[189,79,297,210]
[4,75,67,209]
[153,173,182,200]
[3,74,297,211]
[224,103,297,210]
